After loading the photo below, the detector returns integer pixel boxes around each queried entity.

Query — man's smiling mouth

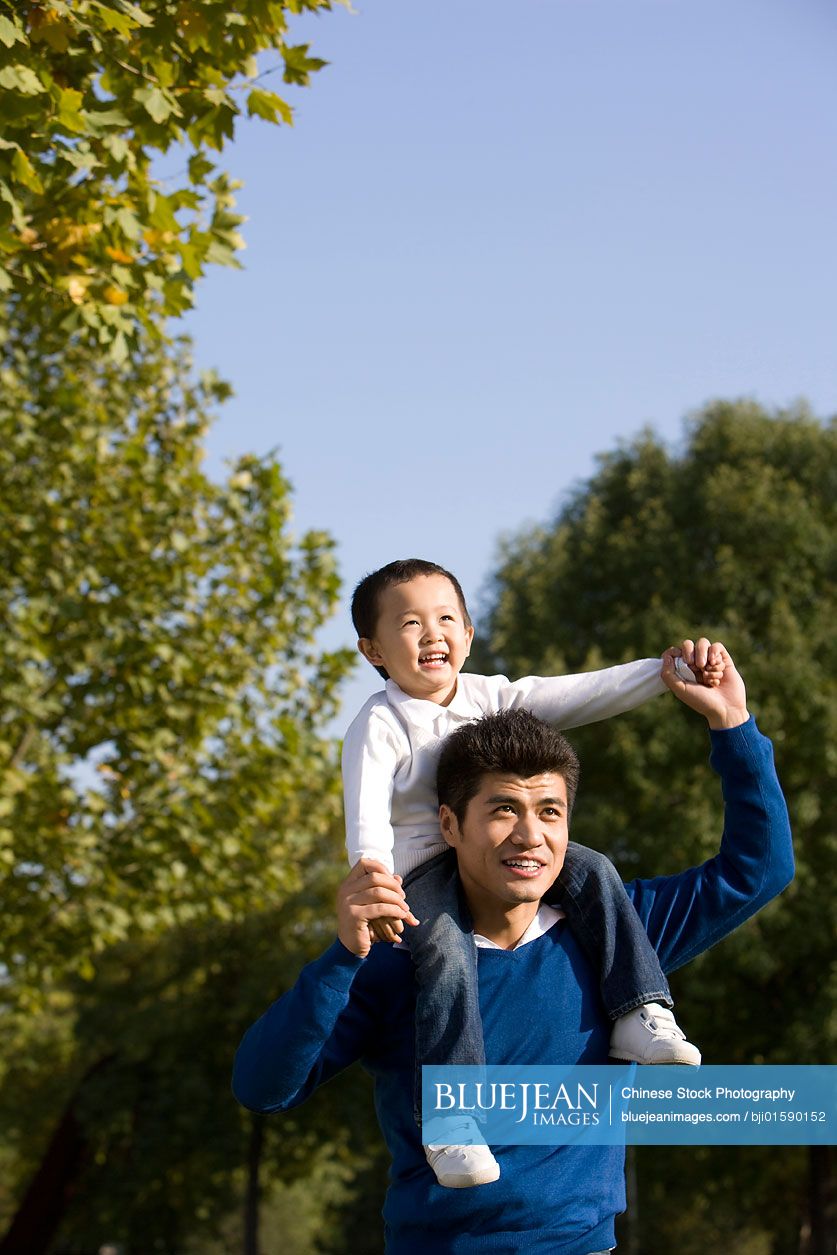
[501,858,545,876]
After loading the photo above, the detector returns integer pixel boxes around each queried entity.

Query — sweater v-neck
[474,904,564,954]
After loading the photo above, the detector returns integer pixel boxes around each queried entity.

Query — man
[233,644,793,1254]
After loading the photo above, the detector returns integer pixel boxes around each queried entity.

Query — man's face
[357,573,474,705]
[439,772,570,916]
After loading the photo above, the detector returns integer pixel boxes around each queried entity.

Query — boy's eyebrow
[396,603,460,617]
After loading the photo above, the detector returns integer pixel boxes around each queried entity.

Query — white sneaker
[609,1003,701,1066]
[423,1116,501,1188]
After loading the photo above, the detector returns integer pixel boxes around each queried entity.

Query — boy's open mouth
[419,652,448,667]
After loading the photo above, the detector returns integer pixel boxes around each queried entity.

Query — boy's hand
[666,638,725,687]
[661,640,750,729]
[337,859,419,958]
[369,915,406,945]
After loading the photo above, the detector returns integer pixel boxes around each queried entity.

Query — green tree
[475,401,836,1254]
[0,330,354,1018]
[0,851,377,1253]
[0,0,339,358]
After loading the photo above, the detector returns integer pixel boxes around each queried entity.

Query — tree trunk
[244,1115,264,1255]
[0,1103,86,1255]
[799,1145,836,1255]
[624,1145,640,1255]
[0,1056,112,1255]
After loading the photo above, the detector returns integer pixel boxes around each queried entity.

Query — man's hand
[662,639,750,729]
[337,859,420,958]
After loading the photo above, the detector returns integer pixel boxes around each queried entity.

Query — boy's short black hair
[351,559,472,680]
[436,709,580,825]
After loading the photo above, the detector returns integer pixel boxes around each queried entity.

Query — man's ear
[439,804,459,847]
[357,637,383,667]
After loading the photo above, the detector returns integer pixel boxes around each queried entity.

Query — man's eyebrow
[484,794,566,808]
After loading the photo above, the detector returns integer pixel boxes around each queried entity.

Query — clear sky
[180,0,837,724]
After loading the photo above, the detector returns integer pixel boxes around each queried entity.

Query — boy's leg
[403,850,485,1123]
[547,843,700,1065]
[547,841,671,1017]
[403,852,500,1188]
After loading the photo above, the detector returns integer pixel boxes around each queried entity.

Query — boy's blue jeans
[404,845,672,1124]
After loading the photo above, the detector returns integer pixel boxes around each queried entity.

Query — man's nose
[510,814,540,846]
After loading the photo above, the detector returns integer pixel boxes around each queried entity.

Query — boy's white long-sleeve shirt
[341,660,666,877]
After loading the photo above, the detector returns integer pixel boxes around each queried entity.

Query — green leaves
[135,85,180,125]
[0,63,46,94]
[0,15,25,48]
[281,42,328,86]
[10,148,43,193]
[0,6,350,1235]
[247,87,294,125]
[0,0,338,358]
[89,2,150,34]
[0,334,355,1017]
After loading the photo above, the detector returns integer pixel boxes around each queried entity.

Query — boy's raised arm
[500,656,667,729]
[498,638,725,730]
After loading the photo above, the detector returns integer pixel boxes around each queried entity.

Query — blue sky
[180,0,837,724]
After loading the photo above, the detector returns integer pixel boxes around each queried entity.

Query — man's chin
[501,878,549,904]
[501,869,558,898]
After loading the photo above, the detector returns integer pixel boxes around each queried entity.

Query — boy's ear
[357,637,383,667]
[439,805,459,847]
[464,624,475,655]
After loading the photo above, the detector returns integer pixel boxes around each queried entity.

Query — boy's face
[358,573,474,705]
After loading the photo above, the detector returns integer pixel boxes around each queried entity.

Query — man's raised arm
[625,641,794,974]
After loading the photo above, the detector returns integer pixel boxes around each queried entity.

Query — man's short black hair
[351,559,472,680]
[436,709,580,825]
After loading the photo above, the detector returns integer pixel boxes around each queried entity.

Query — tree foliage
[475,401,836,1252]
[0,2,363,1247]
[0,331,354,1016]
[0,855,377,1253]
[0,0,339,358]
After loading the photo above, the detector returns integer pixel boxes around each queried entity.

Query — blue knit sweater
[233,719,793,1254]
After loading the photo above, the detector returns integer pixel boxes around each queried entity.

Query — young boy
[342,558,721,1190]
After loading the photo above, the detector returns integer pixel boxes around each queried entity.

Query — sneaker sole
[436,1164,501,1188]
[608,1048,701,1067]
